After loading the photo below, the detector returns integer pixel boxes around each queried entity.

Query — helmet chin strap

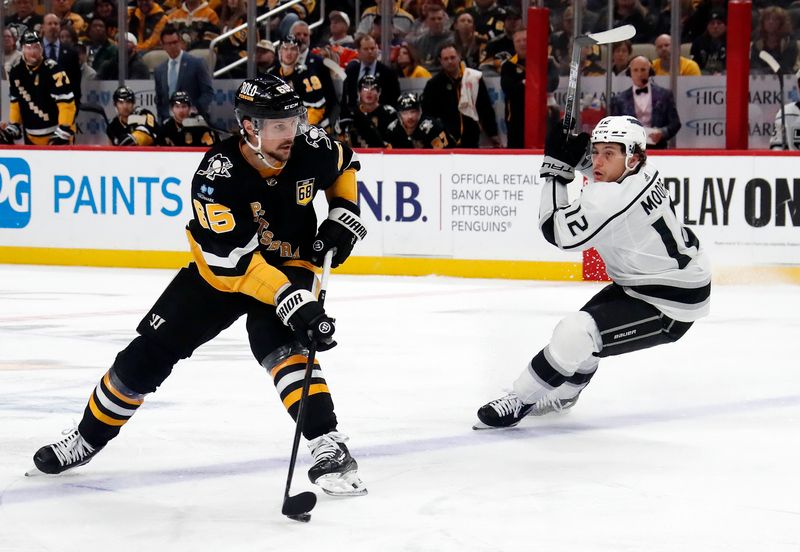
[242,128,286,170]
[617,154,639,182]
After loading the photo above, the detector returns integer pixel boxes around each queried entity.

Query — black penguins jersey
[8,58,76,141]
[186,128,360,306]
[107,108,159,146]
[385,116,451,149]
[160,115,219,147]
[345,104,396,148]
[271,62,337,129]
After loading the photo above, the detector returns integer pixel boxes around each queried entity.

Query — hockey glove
[0,123,22,144]
[118,133,138,146]
[539,124,591,185]
[310,199,367,268]
[49,125,74,145]
[276,285,337,351]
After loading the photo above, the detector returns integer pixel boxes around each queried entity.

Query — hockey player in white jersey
[475,115,711,429]
[769,70,800,150]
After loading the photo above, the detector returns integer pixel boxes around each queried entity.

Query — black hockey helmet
[19,30,42,46]
[169,91,192,106]
[397,92,420,112]
[281,34,301,49]
[235,75,305,122]
[358,74,381,91]
[113,85,136,103]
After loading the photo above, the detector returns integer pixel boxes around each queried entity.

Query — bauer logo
[0,158,32,228]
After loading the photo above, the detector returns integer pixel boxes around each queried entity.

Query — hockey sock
[78,368,146,448]
[269,353,337,440]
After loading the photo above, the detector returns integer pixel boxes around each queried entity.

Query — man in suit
[344,34,400,111]
[154,25,214,123]
[41,13,81,106]
[610,56,680,149]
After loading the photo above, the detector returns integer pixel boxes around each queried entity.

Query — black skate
[27,428,104,475]
[473,392,580,430]
[307,432,367,496]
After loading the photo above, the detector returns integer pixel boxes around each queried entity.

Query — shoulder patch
[420,118,434,133]
[197,153,233,180]
[44,58,58,69]
[304,127,333,150]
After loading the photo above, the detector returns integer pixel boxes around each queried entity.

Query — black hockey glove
[118,133,137,146]
[49,125,74,145]
[539,124,591,185]
[0,123,22,144]
[310,199,367,268]
[276,285,337,351]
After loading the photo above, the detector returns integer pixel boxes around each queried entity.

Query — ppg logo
[0,158,31,228]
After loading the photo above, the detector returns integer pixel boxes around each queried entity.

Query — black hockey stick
[79,102,110,128]
[281,249,335,523]
[759,50,788,150]
[562,25,636,134]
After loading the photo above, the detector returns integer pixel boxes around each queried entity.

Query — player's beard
[264,140,294,163]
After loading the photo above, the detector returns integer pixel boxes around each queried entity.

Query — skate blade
[25,466,45,477]
[472,420,523,430]
[314,471,368,497]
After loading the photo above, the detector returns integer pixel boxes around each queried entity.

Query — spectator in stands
[256,39,277,75]
[344,34,401,110]
[655,0,699,43]
[41,14,82,105]
[269,34,338,131]
[593,0,655,44]
[53,0,87,36]
[87,0,118,41]
[611,40,633,76]
[167,0,220,50]
[289,20,313,64]
[214,0,248,79]
[59,24,79,49]
[750,6,799,74]
[3,28,22,78]
[159,91,219,147]
[318,10,355,48]
[267,0,315,41]
[339,75,397,147]
[610,56,681,148]
[404,0,448,43]
[501,27,527,148]
[453,12,481,68]
[481,7,522,74]
[549,5,574,75]
[581,44,606,76]
[469,0,506,46]
[128,0,168,53]
[77,42,97,81]
[422,42,500,148]
[96,32,151,79]
[85,17,117,72]
[154,26,214,122]
[412,3,453,73]
[6,0,43,36]
[357,0,416,43]
[691,9,726,75]
[652,33,701,76]
[386,92,452,148]
[393,42,431,77]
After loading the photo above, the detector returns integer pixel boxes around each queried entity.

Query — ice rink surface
[0,264,798,552]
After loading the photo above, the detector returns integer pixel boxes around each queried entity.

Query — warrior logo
[197,153,233,181]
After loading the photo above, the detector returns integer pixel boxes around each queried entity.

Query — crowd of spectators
[2,0,800,148]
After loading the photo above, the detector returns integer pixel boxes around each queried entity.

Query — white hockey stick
[759,50,788,150]
[562,25,637,134]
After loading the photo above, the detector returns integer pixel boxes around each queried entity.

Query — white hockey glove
[49,125,74,145]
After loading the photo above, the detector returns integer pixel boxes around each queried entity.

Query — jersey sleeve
[186,153,291,305]
[49,63,77,128]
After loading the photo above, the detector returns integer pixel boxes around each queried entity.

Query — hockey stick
[759,50,788,150]
[562,24,637,134]
[79,103,110,128]
[281,248,335,523]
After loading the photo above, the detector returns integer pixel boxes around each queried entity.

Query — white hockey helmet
[591,116,647,178]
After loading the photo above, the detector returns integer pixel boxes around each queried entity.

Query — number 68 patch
[295,178,314,206]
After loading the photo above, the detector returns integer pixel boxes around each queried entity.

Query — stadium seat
[681,43,692,59]
[631,43,656,61]
[142,50,169,72]
[189,49,215,73]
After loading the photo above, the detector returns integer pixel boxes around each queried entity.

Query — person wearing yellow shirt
[652,33,701,76]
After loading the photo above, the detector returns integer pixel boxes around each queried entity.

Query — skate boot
[28,428,104,475]
[529,392,581,416]
[474,393,533,429]
[307,431,367,496]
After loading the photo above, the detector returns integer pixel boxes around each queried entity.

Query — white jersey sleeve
[769,102,800,150]
[539,165,711,322]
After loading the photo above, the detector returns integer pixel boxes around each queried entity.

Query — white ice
[1,264,798,552]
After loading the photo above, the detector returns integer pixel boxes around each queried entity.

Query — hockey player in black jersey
[30,75,368,497]
[106,85,159,146]
[475,116,711,429]
[385,92,451,149]
[339,75,397,148]
[159,91,219,147]
[0,31,76,145]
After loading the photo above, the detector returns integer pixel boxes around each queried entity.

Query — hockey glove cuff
[540,124,591,184]
[118,133,137,146]
[0,124,22,144]
[50,125,74,145]
[276,286,337,351]
[310,199,367,268]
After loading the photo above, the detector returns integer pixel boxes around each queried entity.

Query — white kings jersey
[539,165,711,322]
[769,101,800,150]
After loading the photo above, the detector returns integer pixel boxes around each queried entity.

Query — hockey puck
[287,513,311,523]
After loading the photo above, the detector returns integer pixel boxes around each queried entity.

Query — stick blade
[578,24,636,46]
[758,49,781,73]
[282,491,317,517]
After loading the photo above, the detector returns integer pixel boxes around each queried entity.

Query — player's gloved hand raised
[539,123,591,185]
[310,199,367,268]
[276,286,337,351]
[49,125,74,145]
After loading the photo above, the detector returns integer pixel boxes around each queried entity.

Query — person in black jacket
[41,13,81,107]
[421,42,500,148]
[343,34,401,112]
